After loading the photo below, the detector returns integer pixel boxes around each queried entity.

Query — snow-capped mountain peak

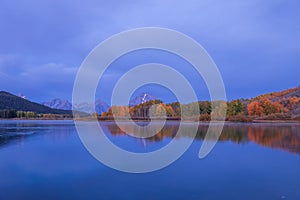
[130,92,157,106]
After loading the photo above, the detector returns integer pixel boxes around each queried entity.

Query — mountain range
[42,92,156,113]
[0,91,72,115]
[42,99,72,110]
[42,99,109,114]
[0,91,156,116]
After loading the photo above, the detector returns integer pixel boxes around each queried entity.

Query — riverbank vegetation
[100,86,300,122]
[1,86,300,122]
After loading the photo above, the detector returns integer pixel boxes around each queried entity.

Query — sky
[0,0,299,104]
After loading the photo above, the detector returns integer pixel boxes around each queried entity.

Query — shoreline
[1,118,300,124]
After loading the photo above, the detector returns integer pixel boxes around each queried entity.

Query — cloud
[0,62,77,101]
[0,0,299,102]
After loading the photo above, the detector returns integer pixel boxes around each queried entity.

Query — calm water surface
[0,120,300,200]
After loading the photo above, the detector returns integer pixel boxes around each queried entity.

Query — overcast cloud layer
[0,0,299,103]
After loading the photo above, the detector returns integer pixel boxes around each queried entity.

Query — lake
[0,120,300,200]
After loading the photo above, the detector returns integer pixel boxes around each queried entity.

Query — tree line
[100,95,300,121]
[0,110,73,119]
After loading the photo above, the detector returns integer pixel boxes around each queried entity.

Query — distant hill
[42,99,72,110]
[42,98,109,114]
[94,100,110,114]
[0,91,72,115]
[254,86,300,100]
[73,100,109,114]
[246,86,300,119]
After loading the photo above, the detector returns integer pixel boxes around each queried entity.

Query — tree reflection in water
[1,121,299,156]
[104,122,300,155]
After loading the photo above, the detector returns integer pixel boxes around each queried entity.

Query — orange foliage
[247,98,286,116]
[110,106,129,117]
[289,97,300,109]
[256,86,300,100]
[247,101,263,116]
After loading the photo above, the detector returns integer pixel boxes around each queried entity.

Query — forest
[0,91,73,119]
[100,86,300,121]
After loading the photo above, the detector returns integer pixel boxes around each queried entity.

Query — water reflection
[0,120,74,148]
[104,122,300,155]
[1,120,300,156]
[247,125,300,154]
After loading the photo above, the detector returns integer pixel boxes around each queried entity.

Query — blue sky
[0,0,299,103]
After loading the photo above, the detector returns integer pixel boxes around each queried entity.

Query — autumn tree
[247,98,286,116]
[259,98,285,115]
[247,101,263,116]
[153,104,166,117]
[169,102,181,117]
[199,101,211,115]
[211,100,227,118]
[227,99,245,116]
[164,104,175,117]
[111,106,129,117]
[287,97,300,110]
